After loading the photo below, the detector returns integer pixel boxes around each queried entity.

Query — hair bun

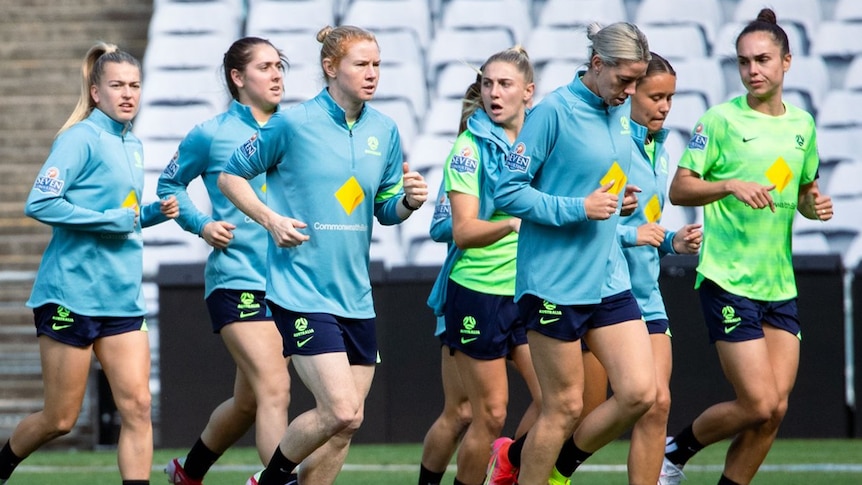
[586,22,603,41]
[316,25,334,43]
[756,8,777,24]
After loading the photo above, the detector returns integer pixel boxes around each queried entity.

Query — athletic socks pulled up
[182,437,222,480]
[0,441,23,480]
[665,424,705,467]
[418,463,445,485]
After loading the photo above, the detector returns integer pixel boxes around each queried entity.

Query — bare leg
[509,343,542,440]
[453,352,510,484]
[689,338,784,448]
[517,331,583,485]
[95,330,153,480]
[628,333,672,485]
[574,320,655,452]
[8,337,91,458]
[200,321,290,464]
[722,326,799,484]
[580,349,608,420]
[421,346,471,473]
[297,363,375,485]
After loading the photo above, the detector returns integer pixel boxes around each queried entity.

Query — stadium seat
[827,160,862,200]
[793,197,862,256]
[537,0,627,28]
[671,57,725,106]
[834,0,862,22]
[434,62,480,100]
[342,0,433,49]
[409,133,455,173]
[427,28,515,84]
[143,33,234,72]
[783,56,830,115]
[638,24,710,60]
[661,128,688,163]
[713,21,807,60]
[792,231,833,255]
[399,166,443,263]
[250,30,323,69]
[370,219,407,268]
[662,92,708,139]
[368,97,419,154]
[376,62,429,117]
[525,26,592,69]
[281,63,325,105]
[148,1,242,38]
[636,0,722,51]
[535,60,580,100]
[374,30,426,66]
[142,68,230,115]
[422,97,465,137]
[733,0,820,54]
[812,22,862,88]
[142,139,180,172]
[440,0,532,44]
[134,101,219,142]
[818,126,861,165]
[246,0,335,36]
[843,55,862,91]
[817,90,862,128]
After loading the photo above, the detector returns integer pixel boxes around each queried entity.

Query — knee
[547,392,584,424]
[476,400,508,433]
[45,411,81,436]
[323,400,362,436]
[446,400,473,432]
[116,389,152,426]
[650,385,672,418]
[742,394,781,427]
[618,382,656,418]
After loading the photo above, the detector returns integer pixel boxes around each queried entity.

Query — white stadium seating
[138,0,862,268]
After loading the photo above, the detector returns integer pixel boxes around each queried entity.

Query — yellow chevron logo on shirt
[765,157,793,193]
[600,161,627,195]
[335,176,365,215]
[122,189,139,214]
[645,194,662,223]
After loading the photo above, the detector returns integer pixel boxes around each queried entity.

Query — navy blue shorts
[444,280,527,360]
[34,303,146,348]
[205,289,270,333]
[269,302,378,365]
[520,290,643,342]
[698,279,801,343]
[646,318,670,336]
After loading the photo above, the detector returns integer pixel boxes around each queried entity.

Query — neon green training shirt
[679,95,819,301]
[446,131,518,296]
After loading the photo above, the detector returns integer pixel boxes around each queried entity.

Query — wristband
[401,195,420,211]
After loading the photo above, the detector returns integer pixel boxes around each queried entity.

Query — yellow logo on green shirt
[335,176,365,215]
[765,157,793,192]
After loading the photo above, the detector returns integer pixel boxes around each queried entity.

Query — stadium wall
[154,255,853,447]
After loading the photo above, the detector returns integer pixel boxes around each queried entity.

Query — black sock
[665,424,704,467]
[418,463,445,485]
[0,441,23,480]
[453,478,468,485]
[507,434,526,468]
[122,481,149,485]
[717,474,742,485]
[554,436,592,476]
[259,446,299,485]
[183,438,222,480]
